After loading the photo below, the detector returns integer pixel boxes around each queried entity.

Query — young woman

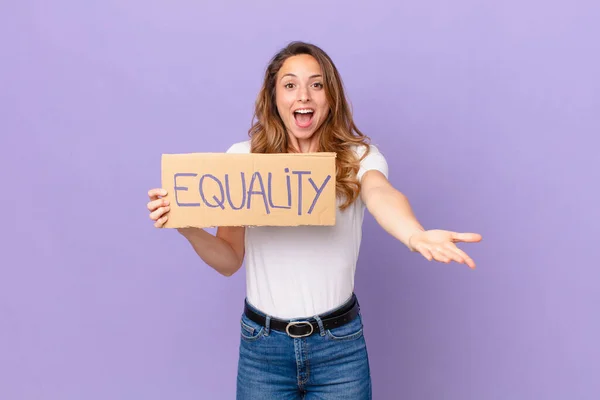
[146,41,482,399]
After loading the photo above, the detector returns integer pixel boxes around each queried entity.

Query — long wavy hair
[248,41,371,210]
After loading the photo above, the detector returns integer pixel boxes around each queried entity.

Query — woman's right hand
[147,188,170,228]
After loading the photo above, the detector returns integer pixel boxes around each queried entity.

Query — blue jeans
[236,294,372,399]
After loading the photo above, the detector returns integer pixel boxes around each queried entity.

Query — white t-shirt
[226,140,389,319]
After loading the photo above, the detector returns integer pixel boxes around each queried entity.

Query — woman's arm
[147,188,245,277]
[360,170,481,269]
[177,227,245,277]
[360,170,425,248]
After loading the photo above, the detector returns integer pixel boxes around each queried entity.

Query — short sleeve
[356,144,389,181]
[225,140,251,154]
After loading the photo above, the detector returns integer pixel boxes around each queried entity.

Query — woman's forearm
[365,186,425,250]
[177,228,243,276]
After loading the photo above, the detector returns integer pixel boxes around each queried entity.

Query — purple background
[2,1,598,399]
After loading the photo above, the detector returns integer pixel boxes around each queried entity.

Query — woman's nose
[297,87,310,102]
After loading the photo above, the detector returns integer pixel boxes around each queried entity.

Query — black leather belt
[243,294,360,338]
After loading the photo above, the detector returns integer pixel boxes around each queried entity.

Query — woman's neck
[288,134,320,153]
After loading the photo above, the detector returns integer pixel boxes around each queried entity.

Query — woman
[147,41,481,399]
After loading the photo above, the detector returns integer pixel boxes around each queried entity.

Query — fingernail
[165,206,170,211]
[164,200,170,206]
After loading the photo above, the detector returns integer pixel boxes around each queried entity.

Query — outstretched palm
[408,230,482,269]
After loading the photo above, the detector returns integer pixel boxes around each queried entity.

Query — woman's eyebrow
[280,73,323,81]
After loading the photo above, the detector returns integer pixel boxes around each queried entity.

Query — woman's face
[275,54,330,142]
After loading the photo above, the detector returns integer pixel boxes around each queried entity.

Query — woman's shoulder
[225,140,251,154]
[350,142,385,159]
[351,142,389,179]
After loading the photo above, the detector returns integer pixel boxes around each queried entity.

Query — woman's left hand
[408,230,482,269]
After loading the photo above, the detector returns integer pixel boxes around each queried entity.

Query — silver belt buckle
[285,321,314,338]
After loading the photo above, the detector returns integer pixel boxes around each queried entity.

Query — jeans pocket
[240,314,265,342]
[325,314,364,341]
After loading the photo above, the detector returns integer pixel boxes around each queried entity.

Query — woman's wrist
[407,227,426,252]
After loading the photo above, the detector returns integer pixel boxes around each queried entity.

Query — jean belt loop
[264,315,271,336]
[313,315,326,336]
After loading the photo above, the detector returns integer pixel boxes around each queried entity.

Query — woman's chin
[289,130,317,141]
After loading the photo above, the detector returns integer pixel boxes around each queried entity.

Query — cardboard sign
[160,152,337,228]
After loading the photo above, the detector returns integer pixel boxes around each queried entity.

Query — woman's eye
[313,82,324,89]
[284,83,295,89]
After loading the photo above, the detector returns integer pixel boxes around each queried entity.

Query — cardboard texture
[161,152,337,228]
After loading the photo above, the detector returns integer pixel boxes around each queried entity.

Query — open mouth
[293,108,314,128]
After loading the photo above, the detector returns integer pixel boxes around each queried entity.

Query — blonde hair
[248,41,371,210]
